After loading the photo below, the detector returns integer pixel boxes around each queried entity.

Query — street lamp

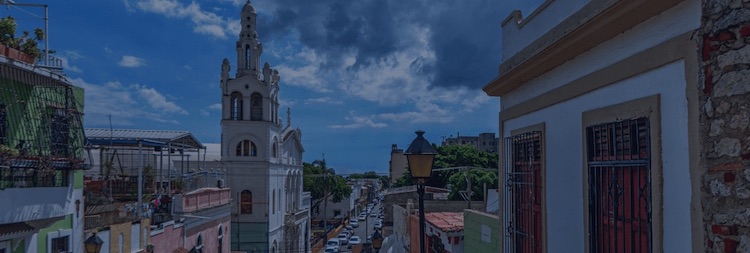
[83,232,104,253]
[372,229,384,252]
[404,130,436,253]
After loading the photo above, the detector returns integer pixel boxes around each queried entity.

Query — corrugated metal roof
[85,128,204,149]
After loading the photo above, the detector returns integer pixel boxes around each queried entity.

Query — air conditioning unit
[217,179,225,188]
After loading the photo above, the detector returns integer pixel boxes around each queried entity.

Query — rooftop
[425,212,464,233]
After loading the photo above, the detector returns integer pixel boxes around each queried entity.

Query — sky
[3,0,544,175]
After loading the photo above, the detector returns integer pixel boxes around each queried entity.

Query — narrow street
[325,201,382,253]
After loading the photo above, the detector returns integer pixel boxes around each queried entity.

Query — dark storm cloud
[257,0,503,89]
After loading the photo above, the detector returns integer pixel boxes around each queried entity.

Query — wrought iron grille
[504,131,542,253]
[587,117,651,253]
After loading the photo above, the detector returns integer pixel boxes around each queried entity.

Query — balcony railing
[286,209,308,226]
[0,165,70,188]
[175,188,231,213]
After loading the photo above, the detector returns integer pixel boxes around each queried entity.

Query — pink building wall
[151,222,184,253]
[183,218,231,253]
[181,188,231,213]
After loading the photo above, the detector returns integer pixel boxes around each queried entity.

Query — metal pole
[418,184,426,253]
[43,4,48,66]
[167,143,172,193]
[138,140,143,217]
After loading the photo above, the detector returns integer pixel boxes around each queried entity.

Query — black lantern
[404,130,437,184]
[372,229,384,250]
[84,232,104,253]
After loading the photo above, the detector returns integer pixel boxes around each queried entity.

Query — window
[587,118,651,253]
[241,190,253,214]
[245,45,252,70]
[333,210,341,217]
[196,234,204,253]
[272,189,276,214]
[235,140,257,157]
[50,107,69,157]
[51,236,68,253]
[504,130,543,253]
[218,224,224,253]
[118,233,123,253]
[250,93,262,121]
[231,92,243,120]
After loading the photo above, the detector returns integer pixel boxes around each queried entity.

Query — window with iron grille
[50,107,69,157]
[587,117,651,253]
[504,131,543,253]
[51,236,69,253]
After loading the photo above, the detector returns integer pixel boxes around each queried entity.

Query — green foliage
[392,144,499,200]
[0,16,45,59]
[0,145,19,157]
[303,159,352,203]
[447,170,498,201]
[348,171,390,188]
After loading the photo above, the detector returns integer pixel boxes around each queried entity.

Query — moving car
[345,225,354,231]
[358,214,366,221]
[350,220,359,228]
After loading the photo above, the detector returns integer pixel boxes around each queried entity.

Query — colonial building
[214,1,308,252]
[0,40,86,252]
[484,0,750,252]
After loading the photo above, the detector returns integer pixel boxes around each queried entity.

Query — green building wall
[36,215,72,253]
[463,209,499,252]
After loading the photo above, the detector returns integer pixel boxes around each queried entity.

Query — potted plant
[0,16,45,64]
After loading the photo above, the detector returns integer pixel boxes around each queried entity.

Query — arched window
[250,93,262,121]
[245,44,252,70]
[230,92,243,120]
[272,138,278,158]
[196,234,204,253]
[218,224,223,253]
[240,190,252,214]
[235,140,257,157]
[118,233,124,253]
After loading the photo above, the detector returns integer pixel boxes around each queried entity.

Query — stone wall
[700,1,750,252]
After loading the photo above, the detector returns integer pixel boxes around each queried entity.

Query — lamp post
[372,229,383,253]
[404,130,436,253]
[84,232,104,253]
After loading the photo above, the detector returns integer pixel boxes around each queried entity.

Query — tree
[303,159,352,227]
[392,144,499,191]
[0,16,44,59]
[447,170,498,201]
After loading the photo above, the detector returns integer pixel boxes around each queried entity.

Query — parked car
[374,222,383,229]
[345,225,354,231]
[337,233,349,245]
[350,220,359,228]
[358,215,366,221]
[369,212,377,217]
[326,239,340,248]
[347,236,362,248]
[324,246,340,253]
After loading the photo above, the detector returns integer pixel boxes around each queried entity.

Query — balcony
[173,187,231,213]
[0,186,73,225]
[285,209,308,226]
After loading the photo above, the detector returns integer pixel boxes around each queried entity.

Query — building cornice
[483,0,683,97]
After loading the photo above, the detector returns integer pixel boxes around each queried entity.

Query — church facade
[216,1,308,252]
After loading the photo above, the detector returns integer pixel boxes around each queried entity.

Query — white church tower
[218,1,308,252]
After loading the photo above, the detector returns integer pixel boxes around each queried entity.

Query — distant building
[388,144,408,183]
[0,44,87,252]
[418,212,464,253]
[441,133,499,153]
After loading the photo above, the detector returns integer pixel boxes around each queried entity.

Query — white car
[337,233,349,245]
[369,213,377,217]
[347,236,362,248]
[326,239,340,248]
[324,246,340,253]
[345,225,354,231]
[374,222,383,229]
[358,215,366,221]
[350,220,359,228]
